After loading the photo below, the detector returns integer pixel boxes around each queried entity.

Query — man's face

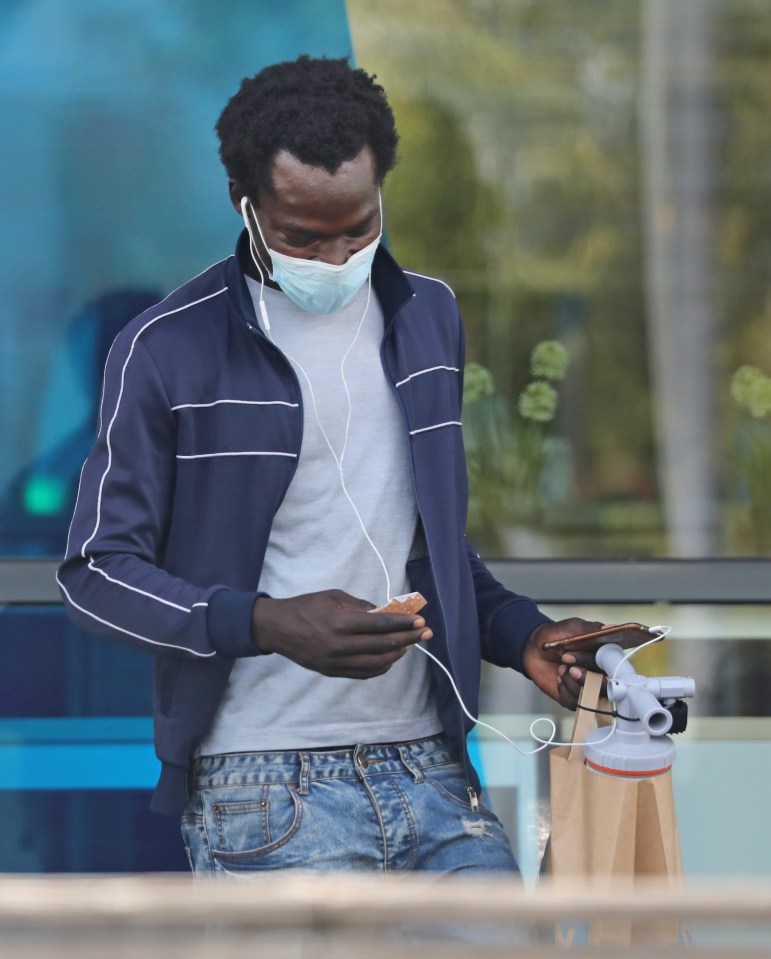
[231,147,382,271]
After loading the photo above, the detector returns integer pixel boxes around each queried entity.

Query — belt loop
[398,744,424,783]
[298,752,310,796]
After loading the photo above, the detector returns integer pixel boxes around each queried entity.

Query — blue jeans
[181,735,520,876]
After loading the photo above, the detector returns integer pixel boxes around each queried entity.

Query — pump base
[583,727,675,778]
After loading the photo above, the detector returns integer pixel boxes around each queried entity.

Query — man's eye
[285,235,317,248]
[349,218,377,238]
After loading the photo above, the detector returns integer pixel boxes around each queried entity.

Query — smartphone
[541,622,654,652]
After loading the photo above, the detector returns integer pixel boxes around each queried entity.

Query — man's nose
[317,236,360,266]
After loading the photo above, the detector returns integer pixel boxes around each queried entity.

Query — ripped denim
[181,734,519,876]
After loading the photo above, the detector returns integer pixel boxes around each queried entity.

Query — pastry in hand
[369,592,427,615]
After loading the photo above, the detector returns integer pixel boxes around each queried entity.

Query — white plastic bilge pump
[583,643,696,777]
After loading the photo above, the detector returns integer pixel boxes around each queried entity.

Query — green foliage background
[349,0,771,557]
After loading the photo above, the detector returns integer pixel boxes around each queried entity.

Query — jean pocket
[423,763,492,814]
[207,784,303,866]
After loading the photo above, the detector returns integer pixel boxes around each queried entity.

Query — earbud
[240,196,273,332]
[259,299,270,332]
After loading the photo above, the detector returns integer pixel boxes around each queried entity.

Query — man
[59,56,601,875]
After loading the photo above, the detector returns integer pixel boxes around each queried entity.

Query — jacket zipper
[380,324,476,797]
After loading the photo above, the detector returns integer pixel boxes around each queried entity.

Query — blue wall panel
[0,0,353,559]
[0,0,352,872]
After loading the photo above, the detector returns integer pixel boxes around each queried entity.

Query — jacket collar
[371,243,415,323]
[227,229,415,329]
[226,230,261,328]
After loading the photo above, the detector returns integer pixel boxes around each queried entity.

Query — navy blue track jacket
[58,234,550,814]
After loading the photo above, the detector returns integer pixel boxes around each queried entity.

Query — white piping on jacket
[175,450,298,460]
[80,286,229,560]
[394,365,460,389]
[171,399,299,411]
[409,421,463,436]
[86,559,203,613]
[56,573,217,658]
[403,269,456,298]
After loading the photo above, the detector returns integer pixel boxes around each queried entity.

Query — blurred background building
[0,0,769,877]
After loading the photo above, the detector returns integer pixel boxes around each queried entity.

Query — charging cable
[413,625,671,755]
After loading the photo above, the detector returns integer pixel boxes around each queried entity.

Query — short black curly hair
[216,55,399,204]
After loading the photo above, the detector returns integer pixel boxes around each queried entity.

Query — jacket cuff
[207,588,266,659]
[490,599,552,676]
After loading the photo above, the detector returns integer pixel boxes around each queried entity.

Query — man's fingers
[252,589,432,679]
[351,609,427,633]
[561,650,598,671]
[329,624,432,657]
[557,663,585,708]
[326,590,376,613]
[337,610,431,652]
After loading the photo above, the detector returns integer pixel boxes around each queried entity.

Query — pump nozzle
[583,643,695,777]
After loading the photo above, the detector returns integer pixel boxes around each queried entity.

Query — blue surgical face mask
[242,196,382,315]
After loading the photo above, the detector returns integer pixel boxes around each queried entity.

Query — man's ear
[228,180,249,214]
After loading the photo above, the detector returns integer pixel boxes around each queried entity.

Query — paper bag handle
[567,670,604,762]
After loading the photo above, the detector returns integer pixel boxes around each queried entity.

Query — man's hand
[523,618,644,709]
[251,589,432,679]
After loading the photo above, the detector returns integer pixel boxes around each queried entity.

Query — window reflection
[348,0,771,558]
[0,290,160,556]
[0,0,353,559]
[1,1,767,561]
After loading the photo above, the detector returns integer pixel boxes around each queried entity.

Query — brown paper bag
[545,672,687,947]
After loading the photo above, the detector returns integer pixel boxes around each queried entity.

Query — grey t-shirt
[198,278,441,754]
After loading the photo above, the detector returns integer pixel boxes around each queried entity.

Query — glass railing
[2,595,768,876]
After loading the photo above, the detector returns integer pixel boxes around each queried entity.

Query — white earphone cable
[241,196,668,757]
[241,197,392,602]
